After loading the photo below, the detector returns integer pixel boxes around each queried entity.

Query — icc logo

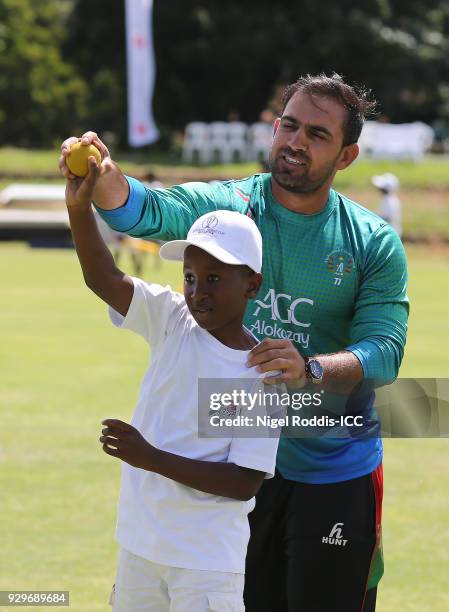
[202,215,219,229]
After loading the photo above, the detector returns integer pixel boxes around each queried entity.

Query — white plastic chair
[360,121,434,161]
[413,122,434,151]
[247,122,273,162]
[374,123,432,161]
[206,122,232,163]
[182,122,209,164]
[227,122,248,162]
[358,121,379,157]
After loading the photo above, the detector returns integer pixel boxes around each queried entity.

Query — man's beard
[269,150,338,195]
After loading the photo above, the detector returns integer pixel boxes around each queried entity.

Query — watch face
[309,359,323,380]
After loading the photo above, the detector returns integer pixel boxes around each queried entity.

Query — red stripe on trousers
[360,463,383,612]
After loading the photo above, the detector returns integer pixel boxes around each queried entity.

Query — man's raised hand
[59,131,111,180]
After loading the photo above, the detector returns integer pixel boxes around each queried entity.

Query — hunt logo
[322,522,348,547]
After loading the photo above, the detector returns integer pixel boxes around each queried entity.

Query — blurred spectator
[372,173,402,237]
[259,108,275,125]
[431,120,449,153]
[227,110,241,122]
[142,171,164,189]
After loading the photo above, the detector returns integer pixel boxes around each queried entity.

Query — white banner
[125,0,159,146]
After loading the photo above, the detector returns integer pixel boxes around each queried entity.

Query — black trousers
[244,470,381,612]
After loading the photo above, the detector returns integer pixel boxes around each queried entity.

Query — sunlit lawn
[1,146,449,188]
[1,243,448,610]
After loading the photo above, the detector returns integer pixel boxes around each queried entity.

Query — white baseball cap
[159,210,263,273]
[372,173,400,192]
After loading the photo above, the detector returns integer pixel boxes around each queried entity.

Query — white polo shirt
[109,277,280,573]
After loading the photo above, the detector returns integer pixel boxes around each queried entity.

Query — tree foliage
[0,0,87,147]
[152,0,449,127]
[1,0,448,147]
[62,0,126,143]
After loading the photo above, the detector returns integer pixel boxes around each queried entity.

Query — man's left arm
[345,225,408,386]
[247,225,409,392]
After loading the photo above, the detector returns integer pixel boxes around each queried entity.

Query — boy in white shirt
[65,157,280,612]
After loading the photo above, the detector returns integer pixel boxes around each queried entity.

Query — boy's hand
[65,156,100,211]
[100,419,158,471]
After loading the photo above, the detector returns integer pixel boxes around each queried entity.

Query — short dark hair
[281,73,377,146]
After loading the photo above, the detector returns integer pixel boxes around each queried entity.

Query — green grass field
[1,147,449,188]
[1,243,449,611]
[2,147,449,241]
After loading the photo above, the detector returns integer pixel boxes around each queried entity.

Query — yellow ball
[66,142,101,177]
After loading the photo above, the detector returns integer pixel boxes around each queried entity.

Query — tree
[2,0,448,147]
[152,0,449,127]
[0,0,87,147]
[62,0,127,144]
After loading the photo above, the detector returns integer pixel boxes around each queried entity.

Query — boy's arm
[101,419,266,502]
[66,157,133,316]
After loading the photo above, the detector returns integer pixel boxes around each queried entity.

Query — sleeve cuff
[108,277,138,329]
[228,444,278,480]
[346,343,370,378]
[94,176,147,232]
[346,340,395,385]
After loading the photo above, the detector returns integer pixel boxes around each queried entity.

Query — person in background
[141,171,164,189]
[372,172,402,237]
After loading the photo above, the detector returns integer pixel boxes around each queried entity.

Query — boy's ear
[246,273,263,299]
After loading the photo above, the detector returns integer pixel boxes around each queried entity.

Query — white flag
[125,0,159,146]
